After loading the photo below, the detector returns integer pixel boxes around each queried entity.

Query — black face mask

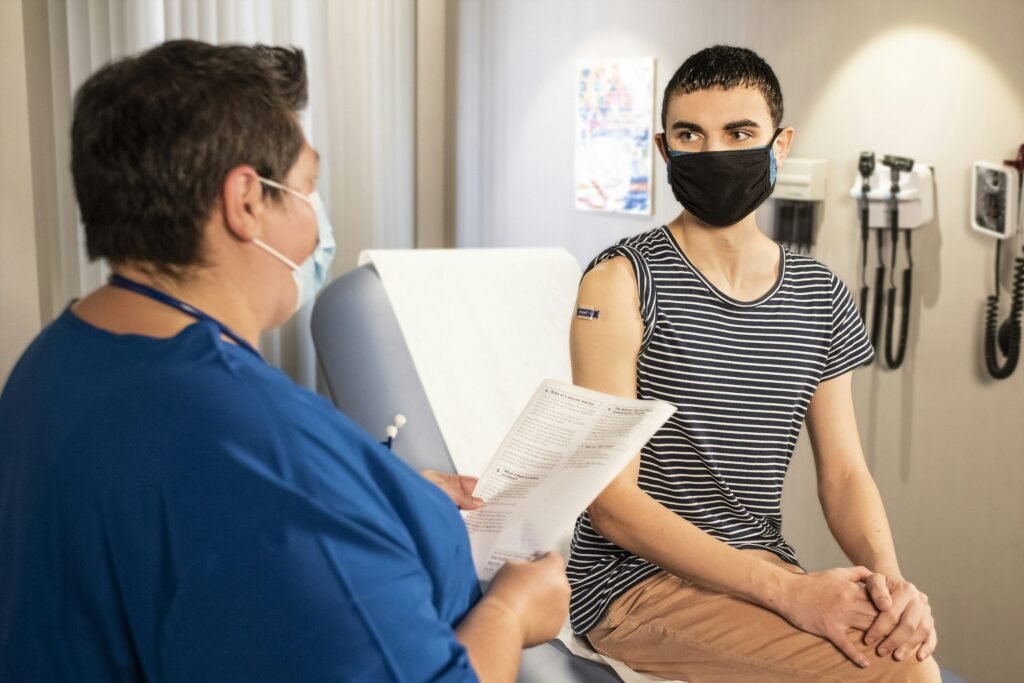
[664,128,783,227]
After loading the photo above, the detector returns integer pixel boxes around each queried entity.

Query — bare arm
[455,598,522,683]
[806,373,938,662]
[805,372,901,577]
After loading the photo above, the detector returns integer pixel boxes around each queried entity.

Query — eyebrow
[723,119,761,130]
[669,119,762,133]
[671,120,705,133]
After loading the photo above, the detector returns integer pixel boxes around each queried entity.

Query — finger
[892,620,930,662]
[851,593,880,613]
[845,591,879,632]
[917,621,938,661]
[448,486,483,509]
[894,612,932,662]
[866,574,893,611]
[532,551,565,567]
[876,599,924,657]
[849,610,877,631]
[459,476,485,505]
[864,609,898,646]
[863,588,912,645]
[838,565,874,583]
[460,483,485,507]
[830,629,870,669]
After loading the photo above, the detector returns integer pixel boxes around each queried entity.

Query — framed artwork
[575,58,655,215]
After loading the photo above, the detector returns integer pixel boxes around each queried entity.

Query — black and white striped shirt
[567,225,874,635]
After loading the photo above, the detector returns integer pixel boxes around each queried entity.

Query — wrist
[473,596,525,644]
[856,555,903,581]
[750,563,800,613]
[873,564,903,581]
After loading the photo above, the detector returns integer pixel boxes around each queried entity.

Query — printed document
[464,379,675,581]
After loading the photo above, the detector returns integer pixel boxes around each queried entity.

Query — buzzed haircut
[661,45,783,130]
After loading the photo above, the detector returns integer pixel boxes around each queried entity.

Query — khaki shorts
[587,569,941,683]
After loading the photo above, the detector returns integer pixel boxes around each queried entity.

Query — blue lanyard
[107,274,262,359]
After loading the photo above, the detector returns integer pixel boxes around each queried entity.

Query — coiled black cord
[884,209,913,369]
[857,192,882,367]
[867,232,886,364]
[858,199,869,324]
[985,240,1024,379]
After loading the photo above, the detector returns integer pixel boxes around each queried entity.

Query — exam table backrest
[311,264,450,473]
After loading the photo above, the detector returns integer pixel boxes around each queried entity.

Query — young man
[566,46,939,682]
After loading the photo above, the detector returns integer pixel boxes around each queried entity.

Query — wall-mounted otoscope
[971,144,1024,379]
[881,155,916,370]
[848,154,934,370]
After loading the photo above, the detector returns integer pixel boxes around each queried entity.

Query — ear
[654,132,670,165]
[220,165,265,242]
[772,127,796,167]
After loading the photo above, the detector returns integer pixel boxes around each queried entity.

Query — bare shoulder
[579,256,637,305]
[573,255,643,346]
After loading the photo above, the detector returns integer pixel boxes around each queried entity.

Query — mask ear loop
[252,238,301,271]
[258,176,311,204]
[662,131,687,159]
[767,128,784,188]
[252,176,319,269]
[257,175,319,231]
[250,176,307,272]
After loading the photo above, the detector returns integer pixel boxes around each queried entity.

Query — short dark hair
[71,40,308,273]
[661,45,783,130]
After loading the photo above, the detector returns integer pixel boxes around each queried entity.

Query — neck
[670,210,771,280]
[113,264,263,350]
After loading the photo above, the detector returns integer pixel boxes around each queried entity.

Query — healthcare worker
[0,40,567,682]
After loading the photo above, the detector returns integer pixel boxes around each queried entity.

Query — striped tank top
[567,225,874,635]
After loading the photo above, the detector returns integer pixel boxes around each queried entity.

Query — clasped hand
[863,572,937,663]
[780,567,936,667]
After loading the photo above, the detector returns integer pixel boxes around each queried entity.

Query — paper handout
[463,379,675,581]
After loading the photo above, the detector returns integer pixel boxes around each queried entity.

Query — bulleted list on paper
[464,379,675,581]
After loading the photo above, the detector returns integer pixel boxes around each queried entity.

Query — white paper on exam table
[463,379,675,582]
[556,621,688,683]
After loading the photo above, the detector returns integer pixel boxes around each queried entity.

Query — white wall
[0,0,42,382]
[453,1,1024,681]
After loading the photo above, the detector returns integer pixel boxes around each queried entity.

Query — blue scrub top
[0,310,482,682]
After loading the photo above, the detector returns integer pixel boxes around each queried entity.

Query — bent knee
[866,653,941,683]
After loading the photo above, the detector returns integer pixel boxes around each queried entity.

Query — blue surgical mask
[253,177,337,312]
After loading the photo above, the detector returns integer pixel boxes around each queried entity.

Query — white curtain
[37,0,415,389]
